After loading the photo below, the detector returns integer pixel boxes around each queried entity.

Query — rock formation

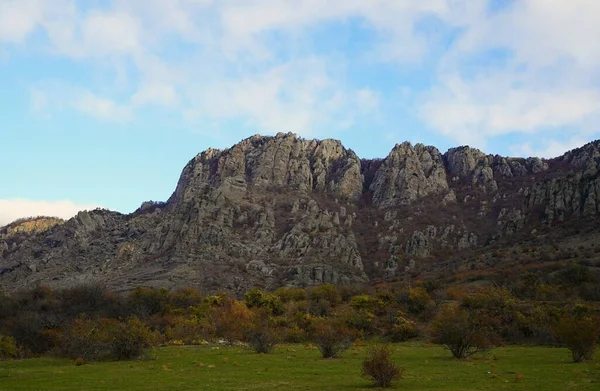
[1,133,599,293]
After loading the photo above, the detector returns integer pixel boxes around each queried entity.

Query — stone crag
[1,133,599,293]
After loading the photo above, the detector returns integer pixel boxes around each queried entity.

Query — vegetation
[432,305,492,358]
[0,333,18,360]
[0,281,598,368]
[553,307,600,362]
[0,344,597,390]
[312,318,356,358]
[362,345,401,388]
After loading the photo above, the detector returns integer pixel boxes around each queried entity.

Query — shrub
[9,311,56,354]
[212,297,253,342]
[350,295,382,312]
[431,305,496,359]
[0,334,18,360]
[274,287,307,303]
[61,317,157,361]
[553,314,600,362]
[362,345,401,388]
[61,317,115,361]
[111,317,157,360]
[73,357,86,366]
[244,288,285,315]
[309,284,339,306]
[312,318,356,358]
[344,309,375,334]
[387,313,419,342]
[165,315,213,344]
[244,311,278,354]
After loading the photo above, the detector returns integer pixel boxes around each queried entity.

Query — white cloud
[510,137,588,159]
[0,199,101,226]
[29,88,49,115]
[419,0,600,147]
[3,0,600,148]
[73,92,132,121]
[0,0,44,43]
[419,73,600,147]
[189,57,376,135]
[132,83,178,107]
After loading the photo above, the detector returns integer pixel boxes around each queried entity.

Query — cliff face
[1,133,599,293]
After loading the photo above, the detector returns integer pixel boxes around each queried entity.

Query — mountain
[1,133,599,294]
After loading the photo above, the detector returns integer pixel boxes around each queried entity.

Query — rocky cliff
[1,133,599,293]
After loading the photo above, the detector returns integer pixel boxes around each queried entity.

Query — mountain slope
[1,133,599,293]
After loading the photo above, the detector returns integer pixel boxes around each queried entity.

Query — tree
[431,304,496,359]
[553,312,600,362]
[312,318,356,358]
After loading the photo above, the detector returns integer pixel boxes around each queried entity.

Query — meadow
[0,343,598,391]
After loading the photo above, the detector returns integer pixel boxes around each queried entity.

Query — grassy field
[0,343,598,390]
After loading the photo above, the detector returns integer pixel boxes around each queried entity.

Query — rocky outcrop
[0,134,599,293]
[370,143,448,207]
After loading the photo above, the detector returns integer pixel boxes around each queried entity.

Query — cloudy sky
[1,0,600,225]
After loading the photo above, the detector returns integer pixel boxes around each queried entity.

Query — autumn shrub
[0,334,18,360]
[274,287,307,303]
[308,298,331,317]
[312,318,356,358]
[128,287,169,318]
[9,311,56,354]
[244,311,279,354]
[362,345,402,388]
[387,312,419,342]
[61,317,116,361]
[397,287,434,316]
[211,296,252,342]
[61,317,157,361]
[244,288,285,315]
[282,326,306,343]
[111,317,158,360]
[350,294,383,312]
[343,307,376,335]
[553,313,600,362]
[431,304,497,359]
[165,315,213,344]
[309,284,340,306]
[168,287,203,311]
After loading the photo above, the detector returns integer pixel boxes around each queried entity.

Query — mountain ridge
[1,133,599,293]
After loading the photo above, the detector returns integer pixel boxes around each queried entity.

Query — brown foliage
[431,304,497,359]
[553,312,600,362]
[312,318,356,358]
[362,345,402,388]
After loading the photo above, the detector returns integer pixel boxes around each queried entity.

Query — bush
[312,319,356,358]
[553,314,600,362]
[244,312,278,354]
[244,288,284,315]
[387,313,419,342]
[61,317,115,361]
[0,334,18,360]
[362,345,401,388]
[61,317,157,361]
[111,317,157,360]
[431,305,496,359]
[211,297,252,342]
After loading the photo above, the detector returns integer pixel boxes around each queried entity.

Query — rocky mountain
[1,133,599,294]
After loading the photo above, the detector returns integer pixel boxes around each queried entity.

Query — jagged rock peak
[369,141,448,207]
[168,133,363,208]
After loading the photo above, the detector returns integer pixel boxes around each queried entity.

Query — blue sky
[1,0,600,224]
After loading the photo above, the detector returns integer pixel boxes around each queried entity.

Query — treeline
[0,281,599,363]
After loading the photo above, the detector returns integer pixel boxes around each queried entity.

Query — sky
[1,0,600,225]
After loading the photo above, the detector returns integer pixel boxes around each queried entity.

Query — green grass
[0,343,598,390]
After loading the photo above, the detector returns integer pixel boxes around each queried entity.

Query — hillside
[1,133,599,293]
